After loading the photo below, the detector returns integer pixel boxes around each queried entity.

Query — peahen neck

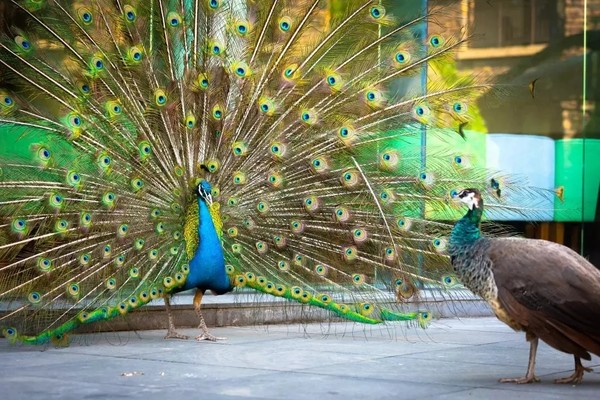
[449,203,483,252]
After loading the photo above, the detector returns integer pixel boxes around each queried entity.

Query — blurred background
[333,0,600,265]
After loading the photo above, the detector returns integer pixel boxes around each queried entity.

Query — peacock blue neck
[181,198,231,293]
[449,204,483,252]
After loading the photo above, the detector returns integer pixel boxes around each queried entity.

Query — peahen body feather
[0,0,540,345]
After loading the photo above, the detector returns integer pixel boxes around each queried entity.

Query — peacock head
[196,180,213,205]
[456,188,482,210]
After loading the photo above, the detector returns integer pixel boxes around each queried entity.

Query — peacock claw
[164,331,189,340]
[195,334,226,342]
[499,375,540,384]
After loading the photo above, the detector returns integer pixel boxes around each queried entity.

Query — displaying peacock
[450,189,600,384]
[0,0,533,346]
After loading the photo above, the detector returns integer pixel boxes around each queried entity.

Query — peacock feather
[0,0,538,345]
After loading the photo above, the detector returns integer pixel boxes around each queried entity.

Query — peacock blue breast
[180,198,231,294]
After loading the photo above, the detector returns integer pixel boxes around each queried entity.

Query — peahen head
[196,180,213,205]
[450,188,483,248]
[456,188,482,211]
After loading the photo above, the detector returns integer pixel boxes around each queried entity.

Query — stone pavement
[1,317,599,399]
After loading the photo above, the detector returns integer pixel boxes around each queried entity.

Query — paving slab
[1,317,599,400]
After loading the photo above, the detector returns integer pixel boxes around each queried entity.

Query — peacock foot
[164,330,189,340]
[554,366,592,384]
[499,375,540,384]
[195,333,226,342]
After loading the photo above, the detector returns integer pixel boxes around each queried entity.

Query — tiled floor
[1,317,598,399]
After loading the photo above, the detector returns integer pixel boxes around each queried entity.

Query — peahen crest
[0,0,536,345]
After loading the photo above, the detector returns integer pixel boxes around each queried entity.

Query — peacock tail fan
[0,0,541,345]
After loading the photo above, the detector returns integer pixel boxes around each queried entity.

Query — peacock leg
[193,289,226,342]
[499,336,541,384]
[163,295,189,340]
[554,356,593,384]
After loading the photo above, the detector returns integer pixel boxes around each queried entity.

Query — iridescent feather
[0,0,543,345]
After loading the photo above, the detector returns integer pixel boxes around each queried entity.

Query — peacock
[0,0,534,346]
[449,188,600,384]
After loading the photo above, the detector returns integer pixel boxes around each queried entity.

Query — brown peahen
[450,188,600,384]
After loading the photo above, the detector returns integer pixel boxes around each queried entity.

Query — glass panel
[450,0,599,264]
[470,0,557,48]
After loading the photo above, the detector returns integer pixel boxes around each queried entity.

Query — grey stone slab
[136,338,379,372]
[296,350,570,387]
[400,340,582,369]
[419,385,600,400]
[0,357,273,387]
[248,333,468,358]
[2,317,600,400]
[198,371,468,400]
[1,375,264,400]
[2,376,145,400]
